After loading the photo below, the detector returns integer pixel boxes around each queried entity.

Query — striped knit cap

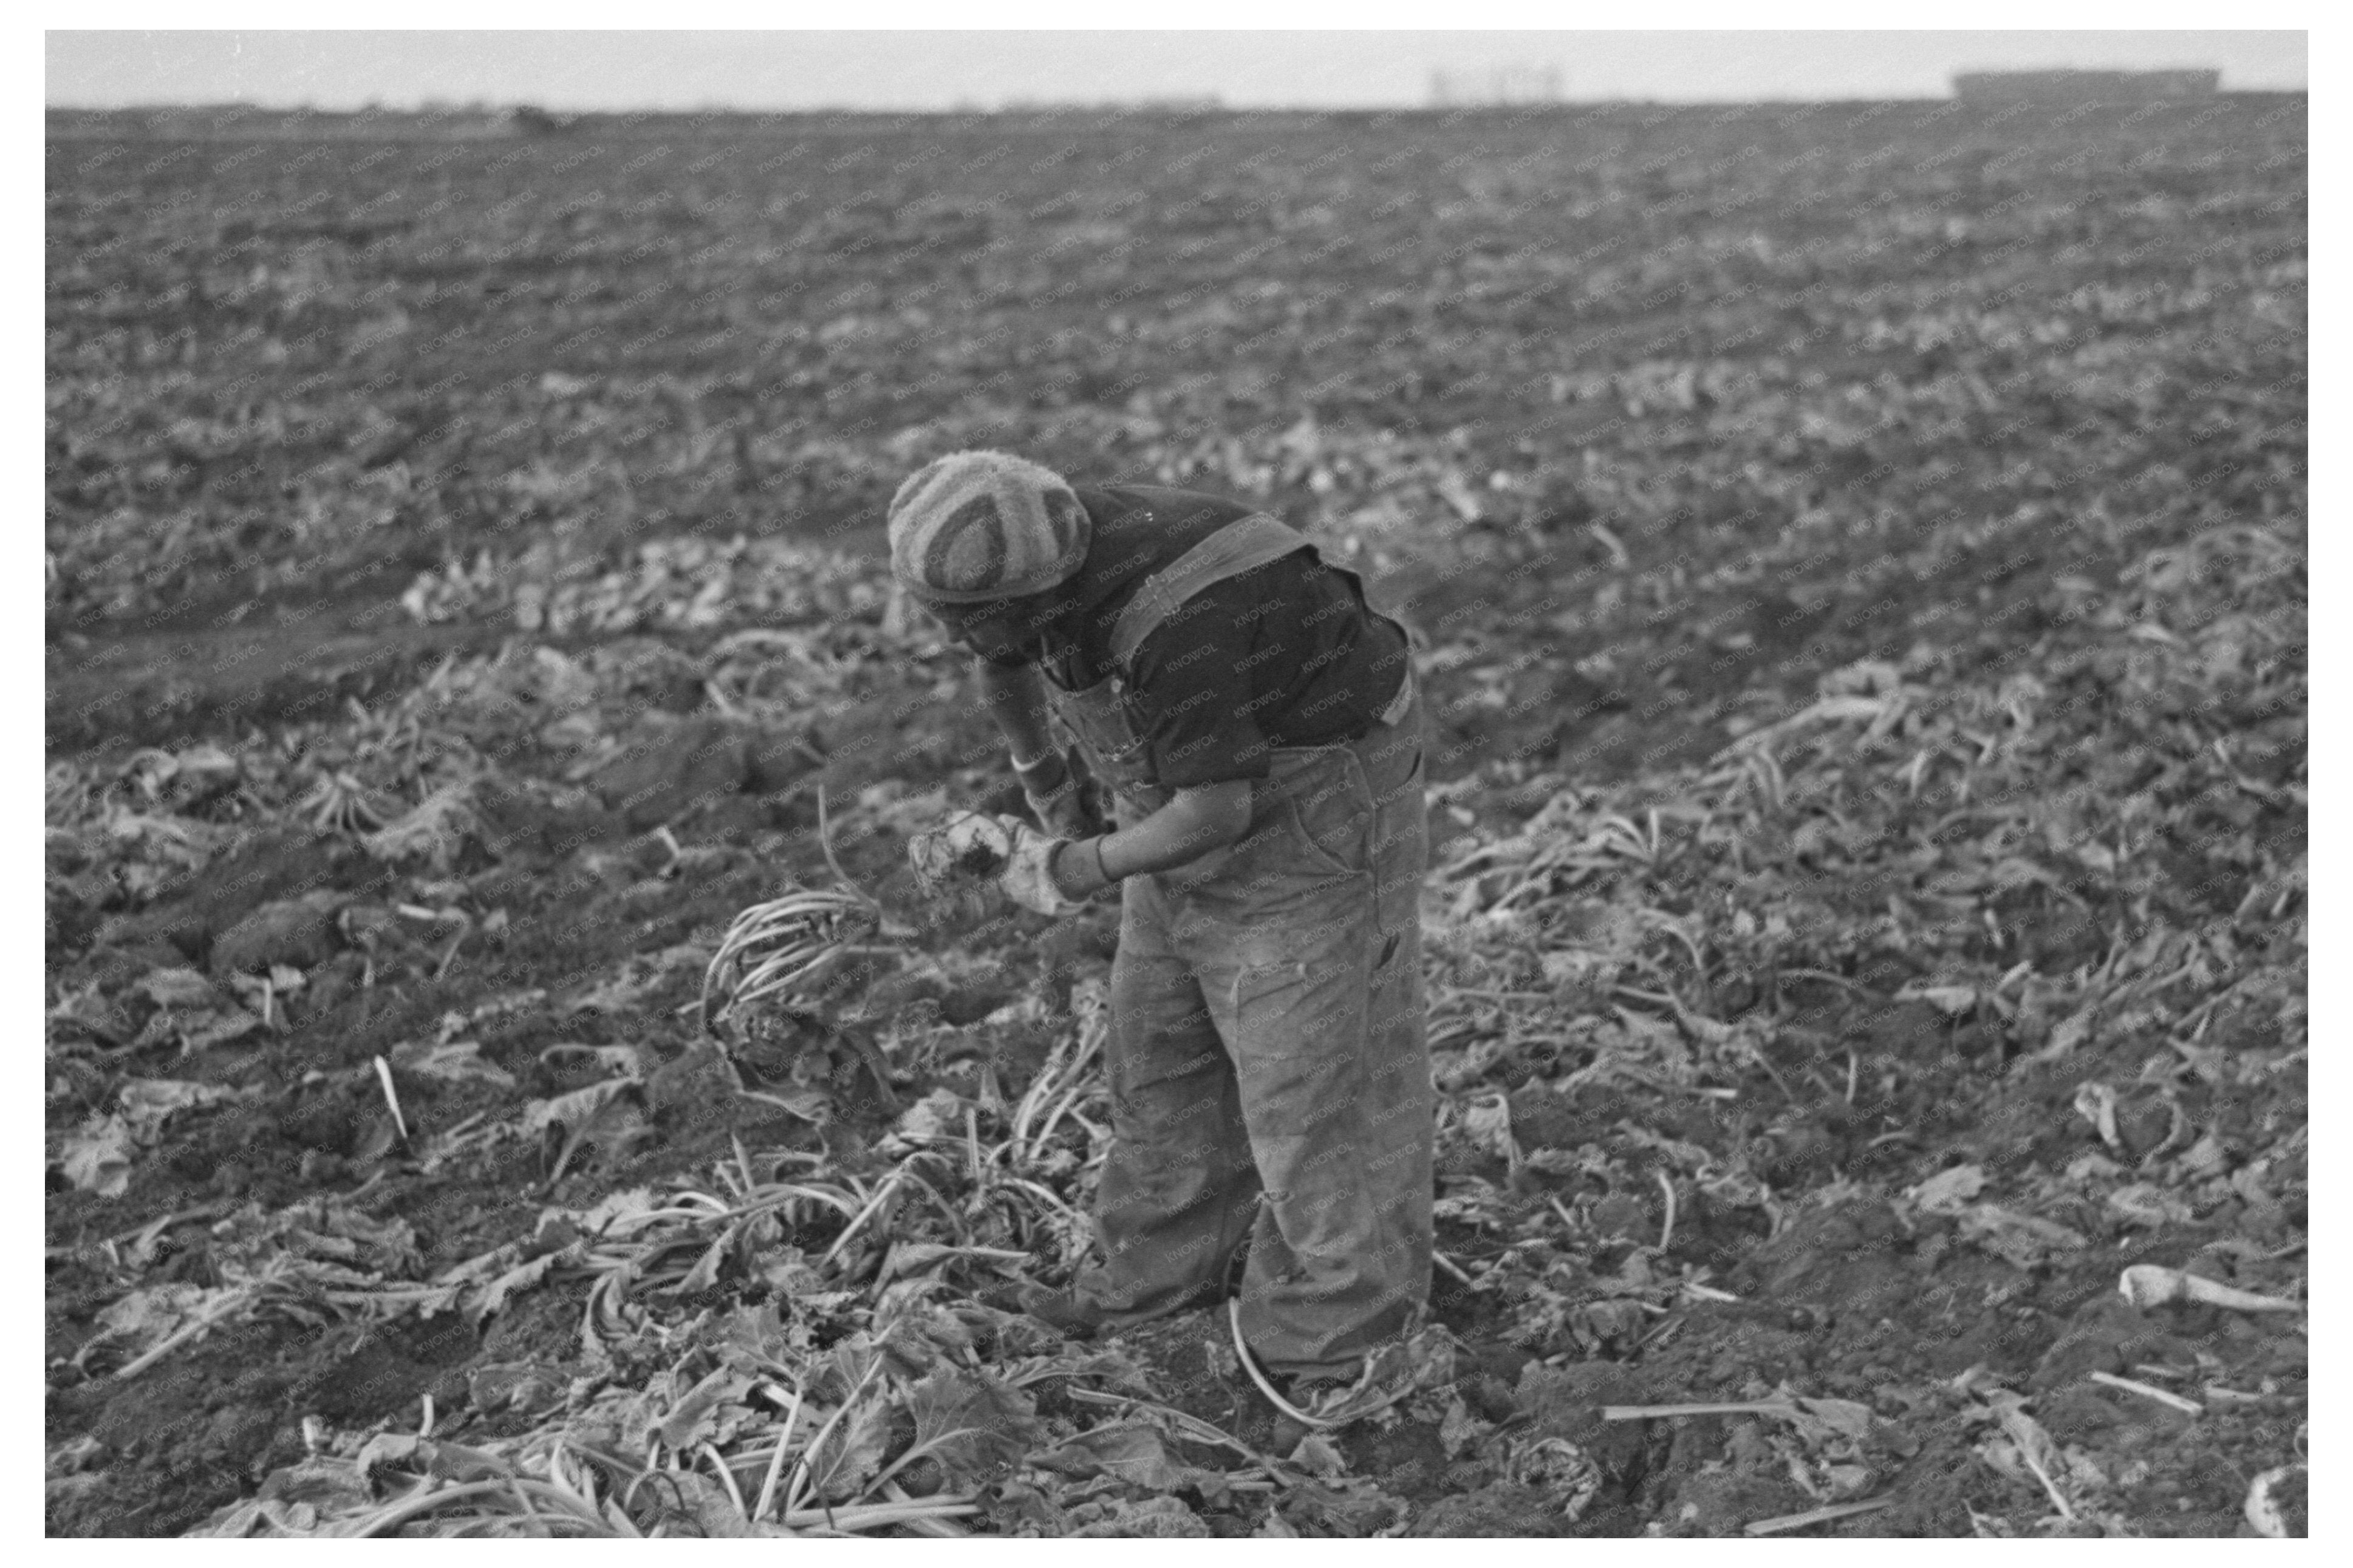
[886,451,1090,604]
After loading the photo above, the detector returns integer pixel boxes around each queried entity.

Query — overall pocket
[1269,746,1375,881]
[1166,748,1367,912]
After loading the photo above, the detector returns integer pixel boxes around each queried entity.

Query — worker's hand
[997,819,1087,917]
[908,811,1020,900]
[1013,747,1097,837]
[910,812,1087,916]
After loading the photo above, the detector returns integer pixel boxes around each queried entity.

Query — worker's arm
[974,660,1057,765]
[972,658,1254,897]
[1051,780,1253,899]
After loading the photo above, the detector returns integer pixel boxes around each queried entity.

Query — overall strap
[1107,513,1314,670]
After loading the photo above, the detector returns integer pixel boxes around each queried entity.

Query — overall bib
[1040,514,1434,1379]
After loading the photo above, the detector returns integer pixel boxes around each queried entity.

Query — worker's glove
[909,811,1020,900]
[1013,747,1100,838]
[909,812,1086,917]
[997,819,1086,918]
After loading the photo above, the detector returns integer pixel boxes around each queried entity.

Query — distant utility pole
[1430,64,1564,107]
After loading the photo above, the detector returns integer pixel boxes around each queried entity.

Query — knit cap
[886,451,1090,604]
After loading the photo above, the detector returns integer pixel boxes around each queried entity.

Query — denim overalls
[1042,513,1434,1380]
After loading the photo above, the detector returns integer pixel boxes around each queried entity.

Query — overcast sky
[46,29,2307,111]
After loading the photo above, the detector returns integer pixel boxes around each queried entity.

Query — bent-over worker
[889,449,1433,1403]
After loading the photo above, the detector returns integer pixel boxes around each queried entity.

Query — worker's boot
[1263,1369,1359,1456]
[983,1273,1237,1339]
[981,1281,1114,1338]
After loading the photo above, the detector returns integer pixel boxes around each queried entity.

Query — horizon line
[49,87,2303,115]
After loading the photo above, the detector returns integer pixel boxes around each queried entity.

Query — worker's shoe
[1251,1324,1464,1451]
[1265,1371,1359,1455]
[982,1277,1233,1340]
[981,1281,1114,1338]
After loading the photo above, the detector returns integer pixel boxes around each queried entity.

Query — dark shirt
[993,483,1410,787]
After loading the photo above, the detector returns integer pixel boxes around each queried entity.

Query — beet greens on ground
[46,97,2304,1538]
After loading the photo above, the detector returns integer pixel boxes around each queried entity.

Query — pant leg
[1183,707,1435,1378]
[1071,867,1262,1320]
[1362,695,1434,1345]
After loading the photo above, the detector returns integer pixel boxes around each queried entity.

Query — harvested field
[46,96,2304,1538]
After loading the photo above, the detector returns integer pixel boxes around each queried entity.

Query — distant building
[1953,69,2220,103]
[1430,65,1564,107]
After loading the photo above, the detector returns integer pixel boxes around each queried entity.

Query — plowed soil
[46,97,2303,1538]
